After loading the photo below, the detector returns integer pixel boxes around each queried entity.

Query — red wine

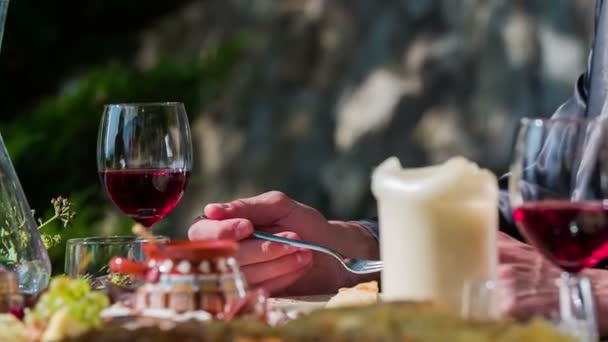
[100,169,190,227]
[513,201,608,273]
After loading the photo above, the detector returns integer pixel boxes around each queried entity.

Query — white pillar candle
[372,157,498,313]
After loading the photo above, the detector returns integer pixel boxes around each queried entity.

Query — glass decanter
[0,132,51,294]
[0,1,49,295]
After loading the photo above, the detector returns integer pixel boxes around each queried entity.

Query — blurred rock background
[0,0,595,272]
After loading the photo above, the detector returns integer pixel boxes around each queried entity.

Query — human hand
[498,232,561,319]
[188,191,378,296]
[498,232,608,335]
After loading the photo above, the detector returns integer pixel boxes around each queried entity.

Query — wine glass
[97,102,193,229]
[508,117,607,340]
[462,278,596,341]
[65,235,169,290]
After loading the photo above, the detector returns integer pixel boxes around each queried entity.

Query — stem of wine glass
[558,272,598,342]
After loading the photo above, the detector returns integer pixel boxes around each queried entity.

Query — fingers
[498,233,567,322]
[497,231,530,251]
[188,218,254,241]
[498,246,538,264]
[501,285,558,319]
[498,263,534,280]
[204,191,296,225]
[242,250,313,286]
[498,232,538,263]
[238,232,303,266]
[498,264,560,320]
[497,231,521,244]
[253,262,313,296]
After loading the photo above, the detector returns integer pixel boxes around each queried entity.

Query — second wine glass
[509,117,607,340]
[97,102,193,229]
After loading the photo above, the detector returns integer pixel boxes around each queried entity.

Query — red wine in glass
[509,118,605,337]
[100,169,190,227]
[97,102,193,230]
[513,201,608,273]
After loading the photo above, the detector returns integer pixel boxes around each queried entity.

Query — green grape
[87,291,109,307]
[48,276,72,293]
[52,295,66,309]
[82,306,100,325]
[28,276,109,328]
[67,278,91,298]
[67,305,86,323]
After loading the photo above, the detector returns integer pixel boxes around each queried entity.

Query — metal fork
[252,230,383,274]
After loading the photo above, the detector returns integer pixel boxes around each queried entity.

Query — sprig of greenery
[37,196,77,230]
[40,234,62,250]
[0,197,30,267]
[35,196,77,250]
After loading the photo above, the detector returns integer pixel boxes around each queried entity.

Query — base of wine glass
[556,272,598,342]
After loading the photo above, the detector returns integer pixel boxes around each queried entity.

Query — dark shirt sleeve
[497,174,524,241]
[351,217,379,240]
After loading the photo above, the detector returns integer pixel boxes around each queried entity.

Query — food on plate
[0,313,28,342]
[325,281,379,308]
[66,301,575,342]
[108,240,262,319]
[16,276,573,341]
[25,276,110,341]
[280,301,572,342]
[40,310,90,342]
[107,272,135,288]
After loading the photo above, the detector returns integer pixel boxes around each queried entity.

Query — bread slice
[325,281,379,308]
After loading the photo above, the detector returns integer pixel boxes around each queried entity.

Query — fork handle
[251,230,341,257]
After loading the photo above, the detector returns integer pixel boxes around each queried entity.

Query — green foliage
[0,40,241,273]
[0,199,29,268]
[0,0,193,122]
[0,196,76,267]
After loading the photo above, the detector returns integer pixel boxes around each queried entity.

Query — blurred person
[189,0,608,335]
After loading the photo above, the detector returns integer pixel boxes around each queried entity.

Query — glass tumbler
[462,277,598,341]
[65,235,168,290]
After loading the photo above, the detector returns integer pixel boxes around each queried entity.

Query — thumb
[204,191,295,225]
